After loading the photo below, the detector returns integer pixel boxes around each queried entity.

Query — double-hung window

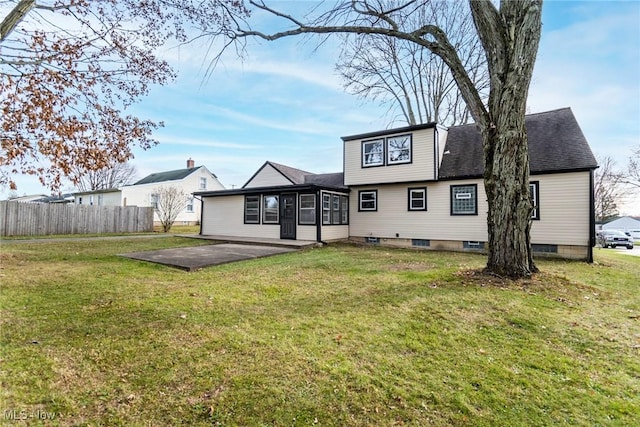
[359,190,377,211]
[322,194,331,224]
[263,195,279,223]
[299,194,316,225]
[341,195,349,224]
[450,184,477,215]
[408,187,427,211]
[244,195,260,224]
[199,177,207,190]
[186,197,194,212]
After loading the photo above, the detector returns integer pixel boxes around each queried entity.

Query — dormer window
[387,134,412,165]
[362,139,384,167]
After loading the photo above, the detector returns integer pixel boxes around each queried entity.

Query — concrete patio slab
[120,243,297,271]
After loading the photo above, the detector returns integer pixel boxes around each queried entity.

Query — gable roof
[242,161,344,189]
[439,108,598,179]
[133,166,205,185]
[266,161,312,185]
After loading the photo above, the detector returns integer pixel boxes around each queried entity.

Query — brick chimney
[187,158,195,168]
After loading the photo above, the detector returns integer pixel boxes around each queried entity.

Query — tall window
[322,193,331,224]
[199,177,207,190]
[244,195,260,224]
[332,194,341,224]
[299,194,316,225]
[150,193,159,209]
[530,181,540,220]
[387,134,412,165]
[263,195,279,223]
[359,190,377,211]
[408,187,427,211]
[450,184,477,215]
[341,195,349,224]
[186,197,194,212]
[362,139,384,167]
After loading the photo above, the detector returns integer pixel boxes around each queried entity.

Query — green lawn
[1,238,638,426]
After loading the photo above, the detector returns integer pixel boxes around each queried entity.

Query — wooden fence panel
[0,201,154,236]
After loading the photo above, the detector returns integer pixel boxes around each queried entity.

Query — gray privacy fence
[0,201,154,236]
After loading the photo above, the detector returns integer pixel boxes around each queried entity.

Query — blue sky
[5,1,640,214]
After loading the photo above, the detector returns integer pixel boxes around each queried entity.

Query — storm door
[280,193,296,239]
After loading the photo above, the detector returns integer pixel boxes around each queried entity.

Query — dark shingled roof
[268,161,312,185]
[439,108,598,179]
[244,161,345,189]
[305,172,345,188]
[133,167,200,185]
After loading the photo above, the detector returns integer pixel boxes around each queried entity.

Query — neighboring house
[74,159,224,225]
[6,193,74,203]
[196,108,598,260]
[602,216,640,240]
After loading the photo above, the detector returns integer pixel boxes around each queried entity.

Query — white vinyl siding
[202,195,281,239]
[345,127,437,185]
[244,164,294,188]
[349,181,487,242]
[529,172,592,246]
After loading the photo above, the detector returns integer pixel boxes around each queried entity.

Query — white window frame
[408,187,427,211]
[263,195,279,224]
[362,139,384,167]
[386,134,412,165]
[199,177,207,190]
[186,197,194,213]
[359,190,377,212]
[322,193,331,225]
[299,194,316,225]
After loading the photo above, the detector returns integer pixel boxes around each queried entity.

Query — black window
[362,139,384,167]
[244,195,260,223]
[359,190,377,211]
[408,187,427,211]
[299,194,316,225]
[263,195,279,223]
[450,184,477,215]
[530,181,540,220]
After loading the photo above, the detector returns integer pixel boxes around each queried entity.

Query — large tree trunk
[470,0,543,277]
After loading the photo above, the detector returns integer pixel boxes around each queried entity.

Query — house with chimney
[195,108,598,261]
[73,159,224,225]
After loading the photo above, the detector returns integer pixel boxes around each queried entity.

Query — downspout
[196,195,204,236]
[316,190,325,244]
[588,169,595,263]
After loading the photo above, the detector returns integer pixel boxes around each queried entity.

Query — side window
[359,190,377,212]
[244,195,260,224]
[450,184,477,215]
[530,181,540,220]
[150,193,159,209]
[199,177,207,190]
[408,187,427,211]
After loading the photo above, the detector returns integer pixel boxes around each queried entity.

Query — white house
[74,159,224,225]
[196,108,598,261]
[602,216,640,240]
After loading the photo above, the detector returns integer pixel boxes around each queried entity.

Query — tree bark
[471,0,542,277]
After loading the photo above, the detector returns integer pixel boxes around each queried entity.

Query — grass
[0,238,638,426]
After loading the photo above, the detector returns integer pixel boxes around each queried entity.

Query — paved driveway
[120,243,297,271]
[597,245,640,257]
